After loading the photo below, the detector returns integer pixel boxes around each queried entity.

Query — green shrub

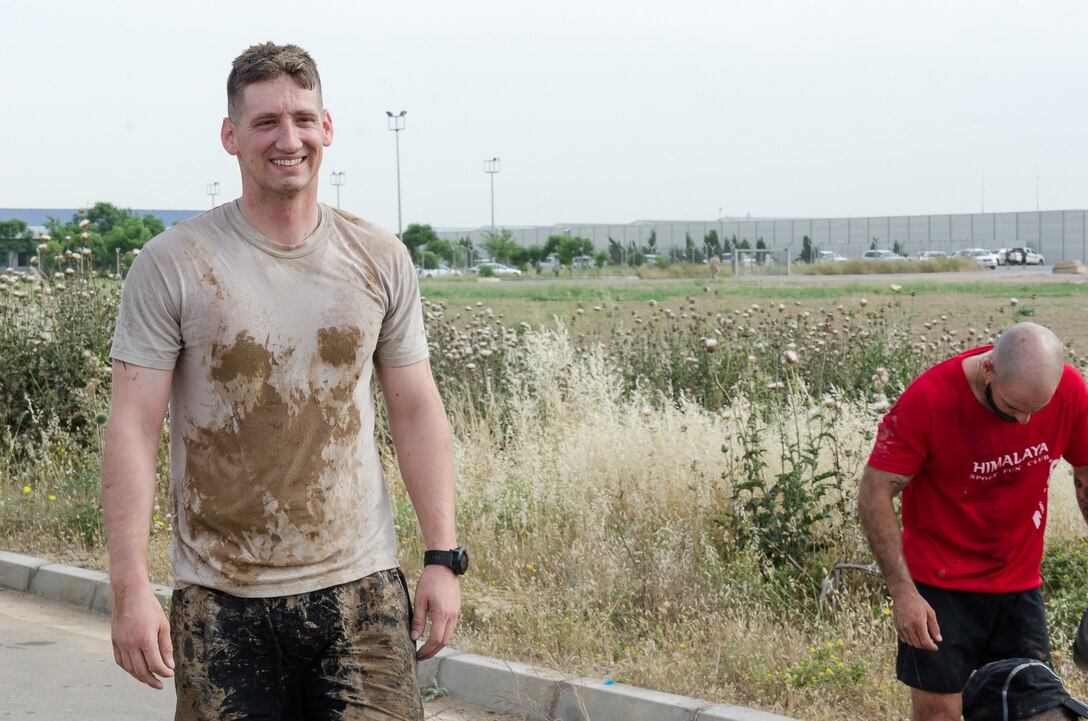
[0,271,116,446]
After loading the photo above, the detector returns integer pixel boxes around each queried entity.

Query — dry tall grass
[391,324,1088,720]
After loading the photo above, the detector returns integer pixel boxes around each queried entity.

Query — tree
[684,232,704,263]
[608,236,623,265]
[519,244,547,270]
[756,237,768,265]
[892,239,906,257]
[799,235,815,263]
[543,234,591,266]
[44,202,165,272]
[95,215,162,264]
[509,243,547,269]
[482,229,520,264]
[704,229,721,257]
[646,230,658,255]
[542,234,562,259]
[86,202,132,231]
[425,237,454,267]
[0,219,34,262]
[401,223,439,264]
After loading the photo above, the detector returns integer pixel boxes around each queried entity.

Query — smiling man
[858,322,1088,721]
[101,42,465,720]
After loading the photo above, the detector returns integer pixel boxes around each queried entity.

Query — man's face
[984,382,1021,424]
[983,376,1052,425]
[221,76,333,201]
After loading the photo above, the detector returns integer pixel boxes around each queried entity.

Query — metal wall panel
[438,209,1088,263]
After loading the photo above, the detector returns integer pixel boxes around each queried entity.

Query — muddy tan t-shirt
[110,201,429,597]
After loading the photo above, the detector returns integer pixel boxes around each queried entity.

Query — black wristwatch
[424,546,469,575]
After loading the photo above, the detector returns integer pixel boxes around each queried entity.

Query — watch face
[454,548,470,573]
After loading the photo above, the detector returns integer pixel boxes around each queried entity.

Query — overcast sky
[5,0,1087,230]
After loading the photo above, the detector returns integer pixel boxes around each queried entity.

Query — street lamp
[330,171,346,209]
[386,110,406,238]
[206,181,220,208]
[484,157,500,235]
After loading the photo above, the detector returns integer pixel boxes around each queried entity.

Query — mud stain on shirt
[181,329,365,582]
[318,326,362,367]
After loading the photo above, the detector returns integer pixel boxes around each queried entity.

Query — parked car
[571,255,606,269]
[419,263,461,278]
[469,261,522,276]
[862,249,906,261]
[919,250,947,261]
[818,250,848,262]
[955,248,1000,269]
[1006,247,1045,265]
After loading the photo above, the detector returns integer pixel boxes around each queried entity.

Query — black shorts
[170,568,423,721]
[896,581,1050,694]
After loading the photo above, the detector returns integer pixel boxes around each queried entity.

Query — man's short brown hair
[227,42,322,121]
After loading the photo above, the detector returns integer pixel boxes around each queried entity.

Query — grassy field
[5,266,1088,720]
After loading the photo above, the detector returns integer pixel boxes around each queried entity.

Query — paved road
[0,588,522,721]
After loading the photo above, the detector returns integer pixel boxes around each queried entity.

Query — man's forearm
[1074,465,1088,527]
[390,398,457,550]
[858,468,914,596]
[378,360,459,551]
[101,419,159,590]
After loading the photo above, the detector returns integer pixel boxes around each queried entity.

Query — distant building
[437,209,1088,264]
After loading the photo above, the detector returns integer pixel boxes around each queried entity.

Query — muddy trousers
[170,569,423,721]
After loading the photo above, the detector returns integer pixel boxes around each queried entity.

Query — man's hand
[111,585,174,689]
[411,565,461,660]
[892,586,942,651]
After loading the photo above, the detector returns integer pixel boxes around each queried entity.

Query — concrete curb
[0,551,798,721]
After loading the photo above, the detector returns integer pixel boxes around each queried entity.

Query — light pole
[206,181,220,208]
[386,111,406,239]
[330,171,346,209]
[484,157,500,235]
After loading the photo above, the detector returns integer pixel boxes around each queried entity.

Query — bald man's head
[991,322,1065,405]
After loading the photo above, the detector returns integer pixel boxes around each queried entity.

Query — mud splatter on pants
[170,569,423,721]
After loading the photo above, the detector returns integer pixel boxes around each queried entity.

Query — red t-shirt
[868,346,1088,592]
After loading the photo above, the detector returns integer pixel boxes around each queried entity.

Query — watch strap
[424,546,468,575]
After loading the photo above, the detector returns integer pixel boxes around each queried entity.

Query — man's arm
[1074,465,1088,526]
[857,464,941,651]
[376,358,460,661]
[100,360,174,689]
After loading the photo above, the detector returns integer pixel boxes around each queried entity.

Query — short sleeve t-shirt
[868,346,1088,593]
[110,201,429,597]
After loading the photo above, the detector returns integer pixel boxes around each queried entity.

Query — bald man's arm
[857,465,941,651]
[1074,466,1088,526]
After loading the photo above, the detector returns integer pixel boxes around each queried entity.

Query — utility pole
[330,171,345,209]
[386,111,407,238]
[483,157,500,235]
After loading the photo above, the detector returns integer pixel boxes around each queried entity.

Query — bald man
[858,323,1088,721]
